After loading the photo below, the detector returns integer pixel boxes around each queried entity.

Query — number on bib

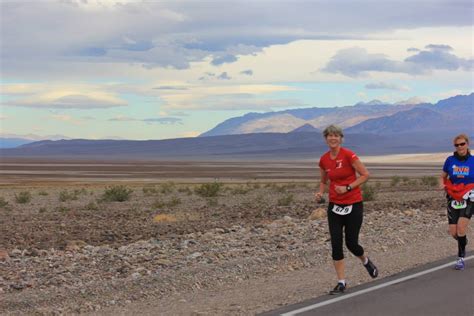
[331,204,353,215]
[451,200,467,210]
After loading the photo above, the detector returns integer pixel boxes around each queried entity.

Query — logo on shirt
[452,165,469,177]
[336,160,343,169]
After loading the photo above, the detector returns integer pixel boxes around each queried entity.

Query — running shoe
[454,258,465,270]
[329,282,346,295]
[364,258,378,278]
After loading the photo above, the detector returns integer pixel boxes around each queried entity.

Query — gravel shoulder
[1,181,472,315]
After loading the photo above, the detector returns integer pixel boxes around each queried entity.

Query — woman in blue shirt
[440,134,474,270]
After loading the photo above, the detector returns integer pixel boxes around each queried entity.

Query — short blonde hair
[453,134,470,145]
[323,125,344,138]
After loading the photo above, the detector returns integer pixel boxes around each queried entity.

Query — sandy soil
[0,156,443,185]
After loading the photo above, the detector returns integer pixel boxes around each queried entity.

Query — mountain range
[1,93,472,160]
[0,134,71,149]
[200,93,473,136]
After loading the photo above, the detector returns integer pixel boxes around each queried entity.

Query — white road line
[281,255,474,316]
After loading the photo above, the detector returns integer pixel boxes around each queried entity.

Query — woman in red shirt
[315,125,378,294]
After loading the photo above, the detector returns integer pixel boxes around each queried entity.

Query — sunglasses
[454,142,467,147]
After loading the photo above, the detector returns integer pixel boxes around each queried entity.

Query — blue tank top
[443,154,474,184]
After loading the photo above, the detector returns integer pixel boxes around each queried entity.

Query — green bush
[421,176,438,187]
[207,197,218,207]
[85,201,99,211]
[152,196,181,209]
[15,191,32,204]
[390,176,401,187]
[195,182,221,197]
[362,183,376,201]
[101,185,133,202]
[169,196,181,206]
[74,188,88,195]
[232,185,250,195]
[0,197,9,208]
[273,184,287,193]
[177,186,193,195]
[143,186,158,195]
[160,182,175,194]
[59,190,78,202]
[152,200,165,209]
[56,206,71,212]
[38,191,49,196]
[277,194,294,206]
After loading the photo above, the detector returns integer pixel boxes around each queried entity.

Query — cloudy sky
[1,0,473,140]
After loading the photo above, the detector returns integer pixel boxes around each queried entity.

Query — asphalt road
[261,253,474,316]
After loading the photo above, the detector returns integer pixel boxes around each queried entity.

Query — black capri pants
[327,201,365,261]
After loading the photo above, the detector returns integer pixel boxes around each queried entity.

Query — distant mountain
[289,124,320,133]
[0,133,73,149]
[1,130,471,160]
[346,93,473,134]
[200,100,425,137]
[0,138,34,149]
[200,94,472,137]
[0,133,71,141]
[1,93,471,160]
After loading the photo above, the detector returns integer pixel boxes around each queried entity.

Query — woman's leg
[456,217,470,258]
[344,202,364,258]
[328,204,345,280]
[344,202,378,278]
[448,224,458,239]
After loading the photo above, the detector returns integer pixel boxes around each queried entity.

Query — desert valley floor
[1,154,472,315]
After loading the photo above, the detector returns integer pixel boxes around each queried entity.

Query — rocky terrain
[0,180,471,315]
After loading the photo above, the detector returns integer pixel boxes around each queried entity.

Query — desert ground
[1,153,472,315]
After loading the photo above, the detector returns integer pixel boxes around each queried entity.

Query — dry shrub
[153,214,177,223]
[15,191,32,204]
[0,197,9,208]
[195,182,221,197]
[59,190,78,202]
[102,185,133,202]
[277,193,294,206]
[308,208,326,220]
[362,183,376,201]
[421,176,438,186]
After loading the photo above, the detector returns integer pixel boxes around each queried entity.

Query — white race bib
[451,200,467,210]
[331,204,353,215]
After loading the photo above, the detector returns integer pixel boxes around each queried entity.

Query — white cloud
[323,45,472,77]
[2,1,472,74]
[157,83,301,111]
[2,83,127,109]
[365,82,410,91]
[436,89,468,100]
[108,115,136,121]
[1,1,472,140]
[179,131,200,138]
[108,115,183,124]
[50,114,83,125]
[217,72,231,80]
[394,96,426,105]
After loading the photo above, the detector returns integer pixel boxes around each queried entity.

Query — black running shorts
[447,198,473,224]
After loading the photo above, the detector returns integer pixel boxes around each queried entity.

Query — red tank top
[319,147,363,204]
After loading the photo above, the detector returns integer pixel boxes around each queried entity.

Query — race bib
[331,204,353,215]
[451,200,467,209]
[462,189,474,202]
